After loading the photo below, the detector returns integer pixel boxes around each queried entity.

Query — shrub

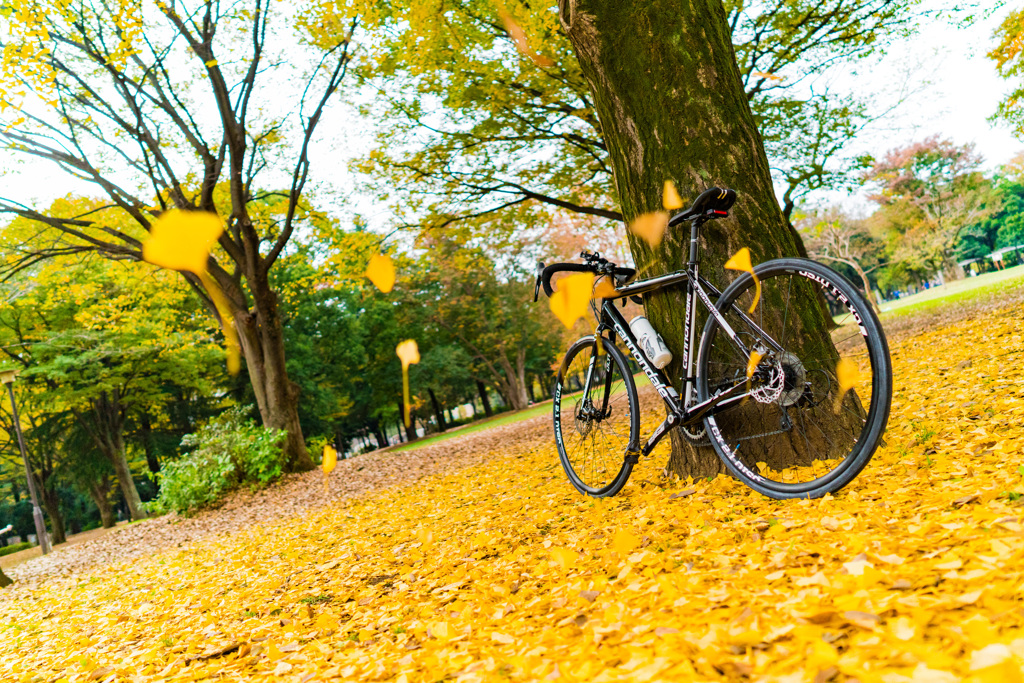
[0,541,33,557]
[156,407,286,516]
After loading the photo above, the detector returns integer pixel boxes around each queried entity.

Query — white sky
[1,4,1020,225]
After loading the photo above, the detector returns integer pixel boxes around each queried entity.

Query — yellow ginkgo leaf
[365,253,395,293]
[746,349,764,380]
[322,443,338,493]
[143,209,223,274]
[397,339,421,427]
[550,547,577,571]
[834,357,862,414]
[549,272,595,329]
[197,272,241,376]
[612,529,639,555]
[322,444,338,475]
[592,276,619,300]
[662,180,684,210]
[724,247,761,314]
[745,349,764,398]
[628,211,669,248]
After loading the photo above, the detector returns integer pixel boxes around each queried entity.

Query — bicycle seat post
[688,217,703,267]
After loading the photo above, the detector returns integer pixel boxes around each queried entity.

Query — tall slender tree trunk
[560,0,826,479]
[87,477,116,529]
[428,389,447,432]
[399,401,417,441]
[80,390,148,520]
[233,280,313,472]
[140,413,160,475]
[476,381,493,417]
[40,483,66,545]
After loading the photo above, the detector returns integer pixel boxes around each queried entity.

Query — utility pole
[1,370,50,554]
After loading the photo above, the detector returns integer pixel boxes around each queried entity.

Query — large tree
[0,0,360,470]
[354,0,919,233]
[557,0,845,478]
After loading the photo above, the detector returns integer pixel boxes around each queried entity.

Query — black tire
[554,336,640,497]
[696,258,892,499]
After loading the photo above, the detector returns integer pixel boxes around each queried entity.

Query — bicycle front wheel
[554,336,639,497]
[696,258,892,499]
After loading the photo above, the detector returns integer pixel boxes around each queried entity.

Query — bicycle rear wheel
[696,258,892,499]
[554,336,639,497]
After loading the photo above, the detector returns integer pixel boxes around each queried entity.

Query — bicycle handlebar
[535,261,636,301]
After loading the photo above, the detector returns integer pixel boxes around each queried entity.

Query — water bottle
[629,316,673,369]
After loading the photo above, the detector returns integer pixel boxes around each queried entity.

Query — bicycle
[534,187,892,500]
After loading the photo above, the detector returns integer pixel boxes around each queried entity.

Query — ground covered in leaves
[2,299,1024,682]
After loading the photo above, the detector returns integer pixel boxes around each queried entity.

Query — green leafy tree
[864,136,996,280]
[0,0,362,471]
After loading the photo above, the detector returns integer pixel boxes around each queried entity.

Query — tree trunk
[81,390,148,520]
[140,412,160,475]
[399,401,417,441]
[233,277,313,472]
[476,381,493,417]
[0,567,12,588]
[86,478,116,528]
[497,353,530,411]
[560,0,828,479]
[427,388,447,432]
[40,483,66,546]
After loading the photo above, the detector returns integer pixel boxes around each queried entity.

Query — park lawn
[878,263,1024,319]
[3,300,1024,681]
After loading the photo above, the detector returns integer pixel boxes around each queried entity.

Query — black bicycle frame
[581,218,780,461]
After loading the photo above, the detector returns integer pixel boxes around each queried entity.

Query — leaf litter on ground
[2,299,1024,682]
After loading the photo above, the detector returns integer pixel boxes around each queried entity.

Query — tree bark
[140,413,160,475]
[399,401,418,441]
[40,482,66,546]
[87,477,116,528]
[476,381,493,417]
[560,0,827,479]
[427,388,447,432]
[79,390,148,520]
[0,567,12,588]
[233,281,313,472]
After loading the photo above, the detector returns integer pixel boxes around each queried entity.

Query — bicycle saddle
[669,186,737,226]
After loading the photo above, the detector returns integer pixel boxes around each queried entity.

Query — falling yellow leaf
[724,247,761,314]
[746,349,764,380]
[143,209,223,274]
[322,443,338,493]
[365,254,395,293]
[628,211,669,248]
[494,1,554,67]
[662,180,684,210]
[143,211,240,375]
[550,547,577,571]
[397,339,421,427]
[592,276,619,300]
[835,357,862,414]
[549,272,595,329]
